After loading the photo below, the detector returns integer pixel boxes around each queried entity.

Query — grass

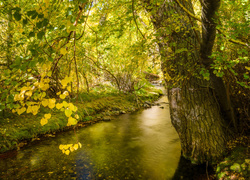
[0,84,163,154]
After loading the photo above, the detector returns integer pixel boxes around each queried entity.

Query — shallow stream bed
[0,90,187,180]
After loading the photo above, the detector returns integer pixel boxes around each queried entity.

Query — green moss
[216,145,249,179]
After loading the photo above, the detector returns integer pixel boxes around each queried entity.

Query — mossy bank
[0,85,163,154]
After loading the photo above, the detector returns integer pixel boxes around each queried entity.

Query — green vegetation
[216,136,249,180]
[0,0,249,178]
[0,84,162,153]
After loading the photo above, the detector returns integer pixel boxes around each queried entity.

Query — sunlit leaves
[67,116,77,126]
[60,48,67,55]
[56,103,64,109]
[245,66,250,71]
[59,142,82,155]
[16,107,26,115]
[48,98,56,109]
[41,99,49,107]
[61,76,72,89]
[59,91,69,99]
[40,113,51,126]
[65,109,72,117]
[40,118,48,126]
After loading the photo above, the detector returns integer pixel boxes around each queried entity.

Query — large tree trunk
[143,0,235,164]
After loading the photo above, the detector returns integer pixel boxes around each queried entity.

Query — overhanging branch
[132,0,145,39]
[175,0,249,48]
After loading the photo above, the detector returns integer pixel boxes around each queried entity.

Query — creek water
[0,89,187,180]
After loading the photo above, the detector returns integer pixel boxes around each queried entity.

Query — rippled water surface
[0,92,182,180]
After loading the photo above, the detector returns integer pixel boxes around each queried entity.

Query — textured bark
[143,0,234,163]
[200,0,236,131]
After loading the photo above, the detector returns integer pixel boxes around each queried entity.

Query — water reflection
[0,94,182,180]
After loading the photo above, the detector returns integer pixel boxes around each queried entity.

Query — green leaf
[0,103,5,111]
[29,32,35,38]
[14,11,21,21]
[23,18,28,26]
[38,13,44,19]
[29,60,37,67]
[36,21,43,29]
[42,18,49,27]
[32,12,38,19]
[37,31,45,40]
[27,10,36,16]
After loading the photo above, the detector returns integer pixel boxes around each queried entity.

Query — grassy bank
[0,85,163,154]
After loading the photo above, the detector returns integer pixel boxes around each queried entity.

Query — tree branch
[132,0,145,39]
[175,0,249,48]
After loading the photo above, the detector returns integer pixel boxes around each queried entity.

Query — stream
[0,89,198,180]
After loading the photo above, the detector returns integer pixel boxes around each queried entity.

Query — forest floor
[0,84,163,154]
[214,135,249,180]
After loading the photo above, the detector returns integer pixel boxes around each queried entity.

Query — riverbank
[0,84,163,154]
[215,135,249,180]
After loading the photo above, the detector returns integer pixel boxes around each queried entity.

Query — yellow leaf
[66,144,73,149]
[17,107,26,115]
[65,109,72,117]
[60,48,67,55]
[44,113,51,119]
[27,106,32,113]
[41,83,50,91]
[67,20,72,27]
[75,114,79,119]
[61,79,68,88]
[40,118,48,126]
[42,99,49,107]
[47,71,52,77]
[73,144,78,150]
[48,98,56,109]
[62,101,68,107]
[41,92,46,98]
[12,109,16,113]
[175,26,180,32]
[61,77,72,88]
[59,144,64,150]
[67,86,71,92]
[67,117,77,126]
[60,94,66,99]
[56,91,61,95]
[32,105,40,115]
[65,150,70,155]
[78,142,82,148]
[56,103,64,109]
[245,66,250,71]
[14,94,24,101]
[70,146,74,152]
[68,103,76,111]
[14,94,19,101]
[42,62,52,70]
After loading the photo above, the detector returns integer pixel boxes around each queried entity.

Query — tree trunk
[143,0,235,164]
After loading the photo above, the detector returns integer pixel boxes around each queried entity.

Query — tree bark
[200,0,236,131]
[143,0,235,164]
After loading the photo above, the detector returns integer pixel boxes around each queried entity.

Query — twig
[132,0,145,39]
